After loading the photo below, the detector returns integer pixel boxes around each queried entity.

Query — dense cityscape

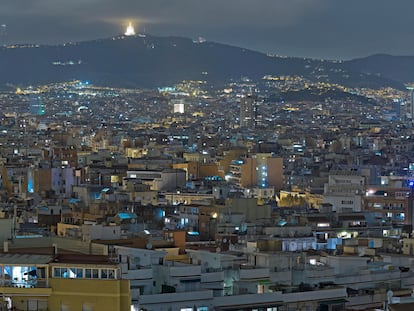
[2,7,414,311]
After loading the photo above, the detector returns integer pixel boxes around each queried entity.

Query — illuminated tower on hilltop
[125,22,136,36]
[239,93,257,129]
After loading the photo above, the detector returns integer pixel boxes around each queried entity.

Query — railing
[122,268,153,280]
[0,278,49,288]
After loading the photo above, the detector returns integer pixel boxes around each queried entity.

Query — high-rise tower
[0,24,6,46]
[239,94,257,129]
[408,86,414,121]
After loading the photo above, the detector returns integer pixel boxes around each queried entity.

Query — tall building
[407,87,414,121]
[0,24,6,46]
[171,98,185,114]
[239,94,257,128]
[227,154,283,191]
[411,88,414,121]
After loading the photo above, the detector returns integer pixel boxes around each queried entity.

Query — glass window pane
[61,268,68,278]
[108,270,115,279]
[54,268,59,277]
[76,268,83,278]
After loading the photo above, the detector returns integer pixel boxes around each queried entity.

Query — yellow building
[228,154,283,191]
[173,161,220,180]
[0,253,130,311]
[279,189,323,208]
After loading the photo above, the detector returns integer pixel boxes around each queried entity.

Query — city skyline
[1,0,414,60]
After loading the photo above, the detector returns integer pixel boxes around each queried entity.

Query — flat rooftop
[0,253,53,265]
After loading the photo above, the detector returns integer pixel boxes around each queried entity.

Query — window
[108,269,115,279]
[85,269,99,279]
[54,267,68,278]
[100,269,116,279]
[68,268,83,278]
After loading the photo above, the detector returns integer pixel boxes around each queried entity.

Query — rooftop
[0,253,53,265]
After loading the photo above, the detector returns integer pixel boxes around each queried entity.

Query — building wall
[51,167,75,198]
[239,156,283,190]
[218,149,247,177]
[267,157,283,191]
[323,173,365,212]
[199,164,219,179]
[227,198,271,222]
[48,278,130,311]
[0,219,13,242]
[363,187,413,225]
[173,162,198,180]
[324,194,362,213]
[173,161,221,180]
[52,146,78,168]
[403,238,414,256]
[34,168,52,195]
[240,158,255,188]
[57,223,80,237]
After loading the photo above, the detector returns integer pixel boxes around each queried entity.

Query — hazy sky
[1,0,414,60]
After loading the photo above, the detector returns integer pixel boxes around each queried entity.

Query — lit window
[53,267,68,278]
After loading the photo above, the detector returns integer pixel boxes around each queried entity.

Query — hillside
[0,35,407,89]
[344,53,414,85]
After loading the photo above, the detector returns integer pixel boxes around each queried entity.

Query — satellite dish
[146,243,152,250]
[130,218,136,224]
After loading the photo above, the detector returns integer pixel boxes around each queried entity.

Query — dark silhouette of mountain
[0,35,407,89]
[344,53,414,85]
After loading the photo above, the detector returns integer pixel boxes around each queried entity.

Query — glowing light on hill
[125,22,136,36]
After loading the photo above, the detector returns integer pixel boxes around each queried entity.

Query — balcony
[0,285,52,296]
[240,267,270,280]
[201,270,224,283]
[169,264,201,278]
[139,290,214,308]
[0,277,49,289]
[122,268,153,280]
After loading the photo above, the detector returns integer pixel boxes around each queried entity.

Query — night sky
[1,0,414,60]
